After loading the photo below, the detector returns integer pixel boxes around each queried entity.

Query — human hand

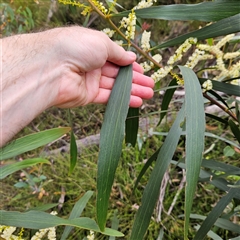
[1,26,154,147]
[49,27,154,108]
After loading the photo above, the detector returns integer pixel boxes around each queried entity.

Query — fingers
[93,82,153,105]
[101,61,144,78]
[129,96,143,108]
[100,68,154,90]
[101,62,119,78]
[92,88,147,108]
[132,71,154,88]
[132,61,144,74]
[131,83,154,99]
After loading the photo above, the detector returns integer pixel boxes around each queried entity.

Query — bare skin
[1,26,154,147]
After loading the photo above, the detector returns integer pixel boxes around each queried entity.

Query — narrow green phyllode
[178,66,205,239]
[96,65,133,231]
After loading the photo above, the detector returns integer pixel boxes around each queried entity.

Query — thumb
[106,40,136,66]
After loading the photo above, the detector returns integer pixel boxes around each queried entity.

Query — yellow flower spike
[81,6,92,16]
[91,0,108,15]
[102,28,115,38]
[107,0,117,15]
[151,66,173,83]
[202,80,213,92]
[1,226,17,239]
[134,0,156,9]
[141,30,151,51]
[167,38,197,65]
[58,0,91,16]
[171,72,184,86]
[18,227,24,240]
[216,34,235,49]
[119,9,136,45]
[185,49,213,69]
[58,0,85,7]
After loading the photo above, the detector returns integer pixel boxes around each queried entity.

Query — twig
[203,92,238,122]
[167,169,186,216]
[156,171,169,223]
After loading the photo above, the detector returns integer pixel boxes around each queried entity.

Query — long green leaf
[201,159,240,174]
[97,65,132,231]
[152,14,240,50]
[112,1,240,22]
[236,101,240,124]
[171,160,240,200]
[208,90,230,108]
[228,120,240,144]
[125,107,139,147]
[67,109,78,174]
[133,148,160,191]
[0,210,123,237]
[0,127,71,161]
[194,225,223,240]
[179,66,205,239]
[69,130,78,174]
[229,237,240,240]
[194,180,240,239]
[159,78,177,125]
[130,105,185,240]
[200,173,240,200]
[204,132,240,149]
[28,203,59,212]
[61,191,93,240]
[190,214,240,234]
[205,113,228,126]
[150,131,240,149]
[0,158,50,180]
[199,78,240,97]
[109,210,120,240]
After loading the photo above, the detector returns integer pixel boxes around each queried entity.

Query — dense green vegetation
[1,0,240,239]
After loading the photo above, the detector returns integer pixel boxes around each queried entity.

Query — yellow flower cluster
[151,65,173,83]
[141,30,151,51]
[58,0,85,8]
[167,37,197,65]
[134,0,157,9]
[140,54,162,73]
[151,38,197,83]
[114,40,124,46]
[0,224,57,240]
[31,225,56,240]
[120,10,137,41]
[0,212,58,240]
[150,34,239,84]
[102,28,115,38]
[91,0,108,15]
[202,79,213,92]
[0,225,17,239]
[87,230,95,240]
[196,34,239,80]
[58,0,91,16]
[185,49,213,69]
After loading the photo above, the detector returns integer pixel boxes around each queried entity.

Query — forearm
[1,32,59,147]
[1,27,153,147]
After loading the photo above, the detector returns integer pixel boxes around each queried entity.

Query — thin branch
[203,92,238,122]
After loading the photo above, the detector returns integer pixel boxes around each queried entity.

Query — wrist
[1,32,61,146]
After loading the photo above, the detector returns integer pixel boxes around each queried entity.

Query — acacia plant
[1,0,240,239]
